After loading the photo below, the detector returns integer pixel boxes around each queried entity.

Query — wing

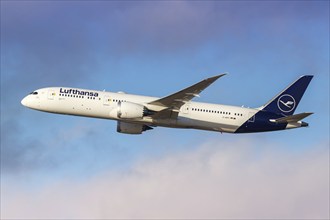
[269,112,313,123]
[148,74,226,111]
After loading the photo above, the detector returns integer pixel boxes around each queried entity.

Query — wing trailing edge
[148,73,226,111]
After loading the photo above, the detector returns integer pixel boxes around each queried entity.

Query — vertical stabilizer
[261,75,313,116]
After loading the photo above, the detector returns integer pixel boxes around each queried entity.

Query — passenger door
[182,104,190,114]
[103,95,111,106]
[48,89,55,100]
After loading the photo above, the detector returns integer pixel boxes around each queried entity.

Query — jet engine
[117,121,153,134]
[114,101,154,119]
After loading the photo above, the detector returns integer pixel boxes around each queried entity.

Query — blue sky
[1,1,329,219]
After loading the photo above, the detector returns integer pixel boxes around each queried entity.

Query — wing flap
[269,112,313,124]
[148,108,179,120]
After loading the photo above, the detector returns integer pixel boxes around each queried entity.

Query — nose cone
[21,96,28,106]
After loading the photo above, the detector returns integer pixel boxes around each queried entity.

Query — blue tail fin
[261,75,313,116]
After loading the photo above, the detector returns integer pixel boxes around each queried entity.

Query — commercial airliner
[21,74,313,134]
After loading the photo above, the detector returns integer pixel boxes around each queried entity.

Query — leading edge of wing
[148,73,226,110]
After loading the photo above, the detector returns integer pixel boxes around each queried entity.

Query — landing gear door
[48,89,55,100]
[103,95,111,106]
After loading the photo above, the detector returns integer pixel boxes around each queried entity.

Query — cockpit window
[29,91,38,95]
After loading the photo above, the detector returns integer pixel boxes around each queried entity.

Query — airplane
[21,74,313,134]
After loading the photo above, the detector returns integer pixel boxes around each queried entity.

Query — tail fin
[261,75,313,115]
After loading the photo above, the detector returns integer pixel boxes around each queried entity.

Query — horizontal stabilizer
[269,112,313,124]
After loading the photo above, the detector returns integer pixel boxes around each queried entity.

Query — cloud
[0,119,101,174]
[2,138,329,219]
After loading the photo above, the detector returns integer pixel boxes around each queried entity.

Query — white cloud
[1,138,329,219]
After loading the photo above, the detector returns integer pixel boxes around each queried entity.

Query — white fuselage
[21,87,258,133]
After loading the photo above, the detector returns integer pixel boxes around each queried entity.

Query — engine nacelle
[109,101,155,119]
[117,121,153,134]
[117,102,145,119]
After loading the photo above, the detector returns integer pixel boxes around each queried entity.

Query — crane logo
[277,94,296,113]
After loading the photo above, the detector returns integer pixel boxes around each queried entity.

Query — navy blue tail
[261,75,313,116]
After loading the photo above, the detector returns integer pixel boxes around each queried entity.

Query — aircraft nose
[21,96,28,106]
